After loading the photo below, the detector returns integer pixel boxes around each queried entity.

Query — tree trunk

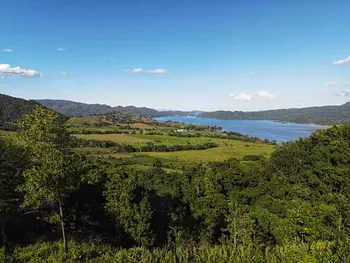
[58,199,68,255]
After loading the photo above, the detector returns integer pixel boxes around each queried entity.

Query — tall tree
[18,106,82,255]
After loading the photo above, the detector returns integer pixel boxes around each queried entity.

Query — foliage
[4,240,350,263]
[0,94,67,131]
[1,103,350,262]
[18,106,83,254]
[104,167,154,246]
[0,137,29,256]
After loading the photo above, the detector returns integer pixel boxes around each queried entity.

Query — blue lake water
[154,116,325,143]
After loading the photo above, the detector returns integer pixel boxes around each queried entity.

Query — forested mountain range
[2,95,350,127]
[0,94,66,131]
[37,99,350,125]
[36,99,196,117]
[198,102,350,125]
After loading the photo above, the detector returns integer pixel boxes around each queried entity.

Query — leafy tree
[104,167,154,246]
[18,106,82,255]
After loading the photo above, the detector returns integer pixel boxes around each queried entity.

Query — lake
[154,116,325,143]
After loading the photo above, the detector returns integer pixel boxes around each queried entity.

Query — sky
[0,0,350,111]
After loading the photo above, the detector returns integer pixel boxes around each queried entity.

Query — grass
[134,141,275,163]
[73,133,227,147]
[73,133,275,163]
[5,240,338,263]
[72,134,151,144]
[131,135,220,145]
[129,123,154,129]
[67,116,100,126]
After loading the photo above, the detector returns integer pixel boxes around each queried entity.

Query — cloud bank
[61,71,73,76]
[124,68,168,75]
[325,81,350,87]
[0,64,41,77]
[229,90,277,102]
[333,56,350,65]
[256,90,277,99]
[229,93,253,102]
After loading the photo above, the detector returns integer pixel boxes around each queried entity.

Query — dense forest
[1,106,350,262]
[0,94,67,131]
[198,102,350,125]
[0,94,40,131]
[36,99,197,117]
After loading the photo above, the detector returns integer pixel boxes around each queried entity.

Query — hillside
[0,94,67,131]
[36,99,113,116]
[36,99,195,117]
[67,111,156,127]
[198,102,350,125]
[0,94,42,130]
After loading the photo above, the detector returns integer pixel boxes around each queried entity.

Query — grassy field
[2,116,277,165]
[132,134,223,145]
[72,134,151,144]
[67,116,100,126]
[73,133,226,146]
[72,132,276,163]
[133,141,275,162]
[129,123,155,129]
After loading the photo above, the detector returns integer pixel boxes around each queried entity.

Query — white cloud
[0,76,5,80]
[335,89,350,97]
[0,64,41,77]
[60,71,72,76]
[124,68,144,74]
[57,47,65,51]
[1,48,13,53]
[229,90,277,102]
[325,81,350,87]
[124,68,168,75]
[333,56,350,65]
[147,69,168,75]
[229,93,253,102]
[256,90,277,99]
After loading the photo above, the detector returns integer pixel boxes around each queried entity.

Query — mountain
[0,94,67,131]
[36,99,195,118]
[198,102,350,125]
[35,99,113,116]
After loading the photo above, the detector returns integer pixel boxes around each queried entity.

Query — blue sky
[0,0,349,111]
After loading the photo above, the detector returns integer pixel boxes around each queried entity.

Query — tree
[104,167,154,246]
[0,138,28,256]
[18,106,82,255]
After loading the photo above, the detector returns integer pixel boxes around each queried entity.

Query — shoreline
[157,116,332,128]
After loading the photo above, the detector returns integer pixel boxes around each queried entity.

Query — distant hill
[198,102,350,125]
[0,94,66,131]
[36,99,195,118]
[0,94,37,130]
[36,99,113,116]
